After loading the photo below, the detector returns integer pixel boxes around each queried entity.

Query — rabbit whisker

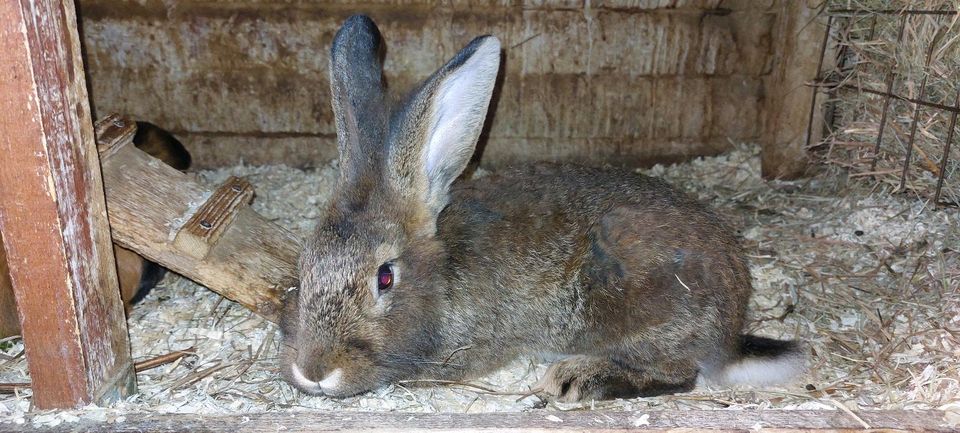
[440,345,472,367]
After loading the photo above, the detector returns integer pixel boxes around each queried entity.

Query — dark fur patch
[325,217,357,239]
[345,337,374,357]
[133,121,191,170]
[673,249,687,266]
[582,233,624,290]
[618,370,695,398]
[739,334,799,359]
[129,262,166,305]
[461,199,502,225]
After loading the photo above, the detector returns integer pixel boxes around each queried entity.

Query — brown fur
[283,15,799,401]
[133,122,192,171]
[114,246,148,311]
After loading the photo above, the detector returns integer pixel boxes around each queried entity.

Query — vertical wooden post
[0,236,19,338]
[762,0,828,179]
[0,0,136,409]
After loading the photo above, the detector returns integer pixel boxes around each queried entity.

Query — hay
[818,0,960,204]
[0,145,958,425]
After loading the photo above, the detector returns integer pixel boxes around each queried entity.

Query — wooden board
[77,0,777,170]
[761,0,825,179]
[95,115,299,322]
[0,234,18,338]
[0,0,135,409]
[0,409,952,432]
[173,176,255,259]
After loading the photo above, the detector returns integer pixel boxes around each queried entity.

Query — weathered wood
[0,235,18,338]
[761,0,826,179]
[0,118,195,335]
[0,409,952,432]
[78,0,777,170]
[0,0,135,409]
[95,115,299,321]
[174,177,255,259]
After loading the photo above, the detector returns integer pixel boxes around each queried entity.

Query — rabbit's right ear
[387,36,501,235]
[329,15,387,195]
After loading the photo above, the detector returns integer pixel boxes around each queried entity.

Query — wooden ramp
[95,114,299,322]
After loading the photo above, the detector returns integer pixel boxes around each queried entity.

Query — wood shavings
[0,145,957,422]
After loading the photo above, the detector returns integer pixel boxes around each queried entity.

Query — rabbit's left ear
[330,15,387,195]
[388,36,501,232]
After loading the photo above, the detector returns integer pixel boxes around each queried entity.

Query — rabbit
[280,14,804,402]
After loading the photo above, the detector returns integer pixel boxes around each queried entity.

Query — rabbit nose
[316,368,344,391]
[291,363,343,395]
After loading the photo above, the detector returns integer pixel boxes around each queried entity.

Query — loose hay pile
[0,145,958,425]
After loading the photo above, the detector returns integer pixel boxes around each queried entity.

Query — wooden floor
[1,409,951,432]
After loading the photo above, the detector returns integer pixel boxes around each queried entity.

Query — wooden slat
[0,409,951,432]
[77,2,778,171]
[0,234,18,338]
[96,116,299,321]
[0,0,135,409]
[761,0,825,179]
[174,176,255,259]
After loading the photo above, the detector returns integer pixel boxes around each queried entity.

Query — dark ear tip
[442,35,500,72]
[343,14,377,30]
[464,35,500,53]
[335,14,382,49]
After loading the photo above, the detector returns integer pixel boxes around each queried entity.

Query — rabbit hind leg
[534,355,697,402]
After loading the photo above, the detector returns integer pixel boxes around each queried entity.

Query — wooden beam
[95,115,299,321]
[0,0,135,409]
[0,409,951,432]
[0,235,18,338]
[762,0,827,179]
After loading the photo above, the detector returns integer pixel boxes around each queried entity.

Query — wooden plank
[78,3,777,170]
[95,116,299,321]
[0,0,135,409]
[761,0,826,179]
[173,176,255,259]
[0,234,18,338]
[0,409,951,432]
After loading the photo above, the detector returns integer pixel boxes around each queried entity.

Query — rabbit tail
[705,335,805,386]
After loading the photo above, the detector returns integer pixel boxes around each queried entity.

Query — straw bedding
[1,144,957,426]
[820,0,960,204]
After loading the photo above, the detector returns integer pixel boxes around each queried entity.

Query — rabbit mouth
[290,364,344,396]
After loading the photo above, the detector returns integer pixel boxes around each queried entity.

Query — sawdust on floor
[1,145,958,427]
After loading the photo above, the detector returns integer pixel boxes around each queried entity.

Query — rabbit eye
[376,263,394,293]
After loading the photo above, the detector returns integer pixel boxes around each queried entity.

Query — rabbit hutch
[0,0,959,431]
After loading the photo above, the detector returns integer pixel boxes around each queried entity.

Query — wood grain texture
[0,409,951,432]
[0,0,135,409]
[0,235,18,338]
[76,0,779,170]
[761,0,824,179]
[96,117,299,321]
[174,176,255,259]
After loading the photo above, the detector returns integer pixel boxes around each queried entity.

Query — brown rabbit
[0,121,190,338]
[281,15,803,402]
